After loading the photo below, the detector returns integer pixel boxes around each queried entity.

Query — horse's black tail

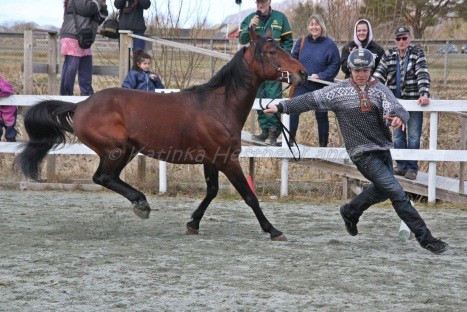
[14,100,77,180]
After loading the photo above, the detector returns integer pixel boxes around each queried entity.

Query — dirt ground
[0,188,466,311]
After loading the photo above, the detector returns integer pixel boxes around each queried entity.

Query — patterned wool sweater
[280,79,409,157]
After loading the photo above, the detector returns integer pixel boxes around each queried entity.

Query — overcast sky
[0,0,258,28]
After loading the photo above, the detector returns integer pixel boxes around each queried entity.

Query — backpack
[100,15,119,39]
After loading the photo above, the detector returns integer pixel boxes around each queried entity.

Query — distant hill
[0,22,60,32]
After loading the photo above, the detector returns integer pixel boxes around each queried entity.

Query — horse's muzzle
[298,70,308,86]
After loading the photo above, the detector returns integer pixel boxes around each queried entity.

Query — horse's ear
[249,27,259,42]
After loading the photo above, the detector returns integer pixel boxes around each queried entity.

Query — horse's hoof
[133,207,151,219]
[186,226,199,235]
[271,234,288,241]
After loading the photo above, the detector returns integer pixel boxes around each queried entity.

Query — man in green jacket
[239,0,293,145]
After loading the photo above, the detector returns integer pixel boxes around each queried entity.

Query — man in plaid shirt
[373,26,431,181]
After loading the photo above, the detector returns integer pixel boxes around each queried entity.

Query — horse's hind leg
[186,163,219,235]
[222,161,286,241]
[93,151,151,219]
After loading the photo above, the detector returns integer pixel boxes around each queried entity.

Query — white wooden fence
[1,94,467,202]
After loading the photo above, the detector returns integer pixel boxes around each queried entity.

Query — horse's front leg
[186,163,219,235]
[93,152,151,219]
[221,160,287,241]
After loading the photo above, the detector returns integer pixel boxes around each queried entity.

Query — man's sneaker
[404,170,418,180]
[393,167,407,176]
[340,204,358,236]
[252,131,268,142]
[420,237,449,254]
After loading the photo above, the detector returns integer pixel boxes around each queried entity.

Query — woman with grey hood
[341,19,384,78]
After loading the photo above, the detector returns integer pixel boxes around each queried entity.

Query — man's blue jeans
[132,32,146,51]
[393,111,423,172]
[347,150,432,242]
[60,55,94,96]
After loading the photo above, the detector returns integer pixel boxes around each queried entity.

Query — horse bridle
[260,52,292,84]
[257,51,300,160]
[251,39,300,160]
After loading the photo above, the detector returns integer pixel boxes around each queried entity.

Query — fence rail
[1,95,466,202]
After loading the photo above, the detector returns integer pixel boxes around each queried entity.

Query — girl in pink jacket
[0,75,17,142]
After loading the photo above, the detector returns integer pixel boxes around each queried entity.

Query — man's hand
[249,15,260,28]
[418,95,429,106]
[264,104,278,114]
[383,116,405,131]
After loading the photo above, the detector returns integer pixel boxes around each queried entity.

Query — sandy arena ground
[0,189,466,311]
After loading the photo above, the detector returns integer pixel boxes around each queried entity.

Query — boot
[252,129,268,142]
[265,127,279,146]
[319,134,329,147]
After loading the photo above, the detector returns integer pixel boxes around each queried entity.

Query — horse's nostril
[300,71,308,85]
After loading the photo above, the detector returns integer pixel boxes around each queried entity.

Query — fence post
[47,31,58,95]
[280,114,290,196]
[46,154,56,182]
[443,40,449,86]
[460,116,467,193]
[428,111,439,202]
[119,30,132,85]
[23,29,33,95]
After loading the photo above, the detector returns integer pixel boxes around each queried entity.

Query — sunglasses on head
[395,37,408,42]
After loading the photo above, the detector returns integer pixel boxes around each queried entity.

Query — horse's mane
[183,36,270,99]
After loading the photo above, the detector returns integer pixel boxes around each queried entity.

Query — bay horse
[15,28,307,241]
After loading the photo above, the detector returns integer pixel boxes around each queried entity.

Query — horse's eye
[269,49,277,55]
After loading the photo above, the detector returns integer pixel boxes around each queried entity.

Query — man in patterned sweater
[264,48,448,254]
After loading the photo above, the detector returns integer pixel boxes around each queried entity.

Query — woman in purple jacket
[290,14,340,147]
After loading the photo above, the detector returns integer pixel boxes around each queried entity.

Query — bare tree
[361,0,462,39]
[146,0,225,89]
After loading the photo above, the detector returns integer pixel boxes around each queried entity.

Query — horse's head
[248,28,308,86]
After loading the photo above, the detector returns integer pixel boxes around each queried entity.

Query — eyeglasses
[255,0,269,4]
[395,37,408,42]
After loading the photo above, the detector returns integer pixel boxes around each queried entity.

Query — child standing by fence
[122,49,165,91]
[0,75,17,142]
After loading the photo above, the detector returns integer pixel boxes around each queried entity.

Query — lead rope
[257,84,301,162]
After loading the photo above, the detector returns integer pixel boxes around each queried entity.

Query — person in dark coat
[114,0,151,51]
[340,19,384,79]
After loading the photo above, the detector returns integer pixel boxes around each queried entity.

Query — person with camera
[114,0,151,51]
[59,0,108,96]
[264,49,448,255]
[238,0,293,146]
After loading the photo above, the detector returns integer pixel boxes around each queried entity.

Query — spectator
[373,26,431,180]
[238,0,293,146]
[341,19,384,79]
[59,0,108,96]
[290,14,340,147]
[122,49,165,91]
[0,75,17,142]
[264,48,448,254]
[114,0,151,51]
